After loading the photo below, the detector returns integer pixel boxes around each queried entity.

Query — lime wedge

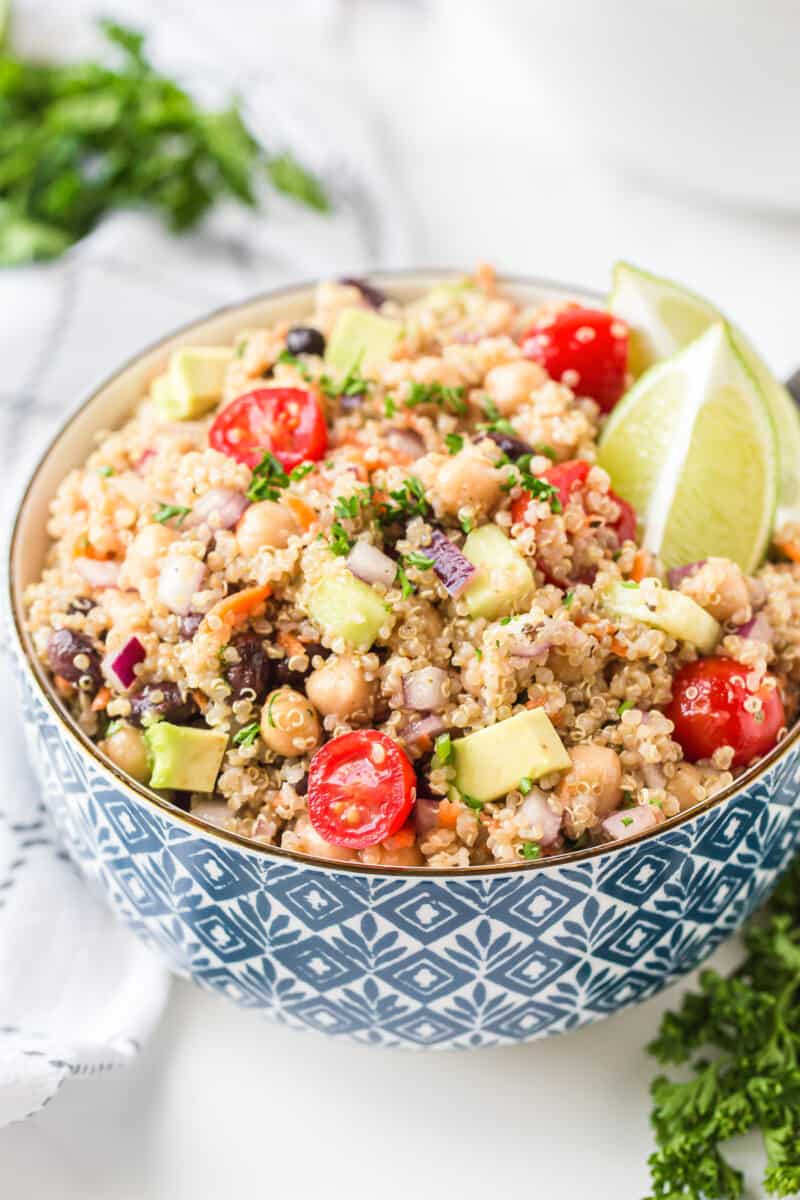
[598,323,777,573]
[610,261,800,527]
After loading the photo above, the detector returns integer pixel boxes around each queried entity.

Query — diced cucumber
[325,308,402,375]
[602,578,721,652]
[307,570,391,650]
[453,709,570,803]
[461,525,534,620]
[160,346,233,420]
[144,722,228,792]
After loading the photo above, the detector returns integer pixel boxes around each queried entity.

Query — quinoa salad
[23,267,800,869]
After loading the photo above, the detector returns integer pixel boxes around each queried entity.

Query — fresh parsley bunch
[0,17,328,266]
[645,856,800,1198]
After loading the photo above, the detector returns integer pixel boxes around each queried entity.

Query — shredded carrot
[611,637,628,657]
[630,550,649,583]
[775,537,800,564]
[438,798,460,830]
[54,674,73,696]
[278,630,306,659]
[285,495,317,531]
[525,697,545,710]
[192,689,209,712]
[383,825,416,851]
[201,584,272,641]
[91,686,110,712]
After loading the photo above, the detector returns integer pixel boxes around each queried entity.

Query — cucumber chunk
[153,346,233,420]
[453,709,570,803]
[308,570,391,650]
[461,525,534,620]
[602,578,721,652]
[144,723,228,792]
[325,308,402,375]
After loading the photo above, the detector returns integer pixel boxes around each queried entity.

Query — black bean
[485,430,535,460]
[67,596,94,615]
[274,640,326,690]
[178,612,204,641]
[413,751,434,794]
[286,325,325,357]
[47,628,102,690]
[129,682,197,726]
[339,276,386,309]
[294,773,309,797]
[226,632,272,703]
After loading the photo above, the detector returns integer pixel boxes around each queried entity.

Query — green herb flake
[404,550,435,571]
[289,462,314,482]
[234,339,249,360]
[621,816,633,827]
[320,362,369,401]
[462,794,484,811]
[518,777,533,795]
[520,841,541,860]
[232,721,260,747]
[247,451,290,502]
[97,465,115,477]
[154,503,191,525]
[621,580,639,589]
[276,348,312,380]
[404,381,467,415]
[499,616,512,625]
[445,433,464,455]
[434,732,452,763]
[532,443,557,461]
[617,699,634,716]
[329,522,353,557]
[384,395,396,418]
[474,647,483,661]
[396,566,414,599]
[562,590,575,609]
[621,789,635,808]
[460,514,475,535]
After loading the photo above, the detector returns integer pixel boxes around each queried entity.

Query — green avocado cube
[307,571,391,650]
[453,709,571,803]
[325,308,402,375]
[602,579,720,652]
[461,525,534,620]
[144,722,228,792]
[156,346,233,420]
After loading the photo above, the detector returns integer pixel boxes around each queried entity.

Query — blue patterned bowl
[9,273,800,1049]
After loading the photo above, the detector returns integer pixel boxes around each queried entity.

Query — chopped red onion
[520,789,562,846]
[403,714,447,745]
[427,529,476,596]
[731,612,773,643]
[109,636,146,689]
[185,488,250,531]
[642,763,666,791]
[157,556,206,615]
[346,540,397,588]
[602,805,662,841]
[74,557,121,589]
[191,799,230,830]
[667,560,707,589]
[386,428,426,459]
[415,796,440,838]
[403,666,449,712]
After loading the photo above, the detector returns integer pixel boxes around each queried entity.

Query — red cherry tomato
[521,307,629,414]
[665,658,785,767]
[307,730,417,849]
[511,459,636,544]
[208,387,328,470]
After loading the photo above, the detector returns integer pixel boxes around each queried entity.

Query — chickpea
[306,654,376,720]
[290,815,358,863]
[359,842,425,867]
[681,557,750,623]
[436,447,502,516]
[484,360,546,416]
[669,762,704,812]
[260,688,321,757]
[559,744,622,838]
[99,723,150,784]
[120,524,176,588]
[236,501,300,557]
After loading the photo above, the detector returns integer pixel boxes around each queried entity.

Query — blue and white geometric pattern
[14,650,800,1050]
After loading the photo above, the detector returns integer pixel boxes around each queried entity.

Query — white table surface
[3,3,800,1196]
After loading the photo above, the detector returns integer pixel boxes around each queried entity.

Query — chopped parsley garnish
[621,789,635,808]
[499,615,512,625]
[474,647,483,661]
[617,699,634,716]
[621,580,639,589]
[434,732,452,763]
[462,794,484,811]
[562,590,575,608]
[329,522,353,556]
[479,396,515,436]
[234,339,248,360]
[334,491,370,521]
[404,550,435,570]
[232,722,260,747]
[276,348,312,380]
[384,395,396,417]
[154,503,191,525]
[460,514,475,534]
[502,452,562,513]
[518,777,533,795]
[445,433,464,455]
[320,362,369,400]
[621,816,633,827]
[396,566,414,599]
[404,381,468,415]
[247,451,290,502]
[97,465,115,477]
[520,841,541,860]
[378,476,430,525]
[532,443,557,461]
[289,461,315,482]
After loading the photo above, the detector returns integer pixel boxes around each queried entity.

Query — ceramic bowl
[8,272,800,1049]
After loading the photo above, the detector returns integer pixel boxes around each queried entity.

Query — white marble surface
[4,1,800,1195]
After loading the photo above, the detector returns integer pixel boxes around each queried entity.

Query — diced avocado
[453,709,571,803]
[144,722,228,792]
[150,373,181,420]
[325,308,402,375]
[308,570,392,651]
[160,346,233,420]
[461,525,534,620]
[602,578,721,652]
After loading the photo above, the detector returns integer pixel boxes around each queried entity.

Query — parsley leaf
[404,381,467,415]
[289,462,314,482]
[320,363,369,400]
[462,794,484,811]
[154,503,191,525]
[520,841,541,860]
[247,452,289,502]
[404,550,435,570]
[378,476,430,526]
[232,721,260,747]
[434,732,452,763]
[396,566,414,598]
[276,348,312,381]
[445,433,464,455]
[329,522,352,556]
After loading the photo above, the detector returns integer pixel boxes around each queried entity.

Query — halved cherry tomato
[521,307,628,414]
[209,387,327,470]
[665,658,785,767]
[511,459,637,544]
[307,730,417,849]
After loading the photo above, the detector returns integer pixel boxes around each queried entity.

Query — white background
[3,1,800,1195]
